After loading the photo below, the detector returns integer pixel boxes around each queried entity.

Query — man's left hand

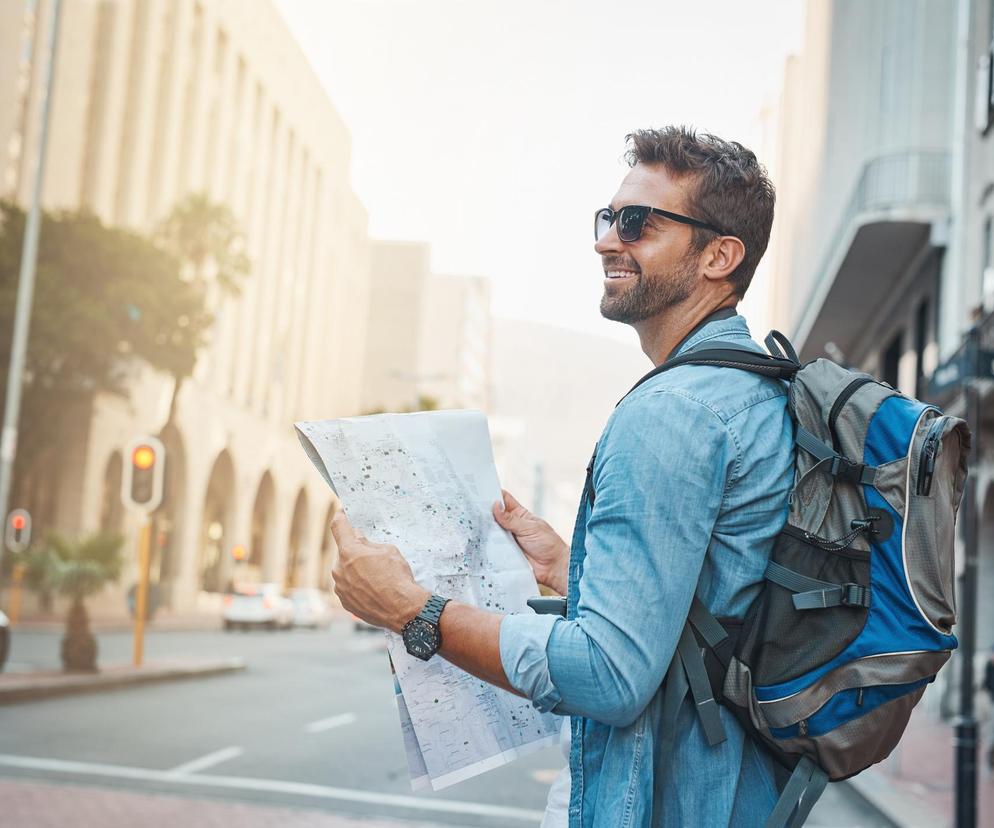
[329,511,429,633]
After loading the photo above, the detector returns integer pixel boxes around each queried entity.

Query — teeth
[606,270,638,279]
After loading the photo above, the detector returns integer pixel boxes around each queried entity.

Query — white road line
[166,746,244,776]
[0,753,545,822]
[305,712,357,733]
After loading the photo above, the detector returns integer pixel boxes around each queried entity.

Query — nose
[594,221,625,256]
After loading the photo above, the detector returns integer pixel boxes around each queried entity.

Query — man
[330,126,793,826]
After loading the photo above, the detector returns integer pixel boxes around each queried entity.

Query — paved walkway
[850,704,992,827]
[0,779,447,828]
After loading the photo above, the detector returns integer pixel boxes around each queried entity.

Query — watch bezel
[402,616,442,661]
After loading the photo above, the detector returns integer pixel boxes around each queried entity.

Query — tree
[0,203,212,534]
[154,193,249,428]
[24,530,124,672]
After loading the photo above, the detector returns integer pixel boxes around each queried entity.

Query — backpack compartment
[901,412,970,634]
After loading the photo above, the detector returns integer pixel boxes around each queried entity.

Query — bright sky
[276,0,805,342]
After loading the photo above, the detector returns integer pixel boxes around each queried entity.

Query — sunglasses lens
[594,209,613,241]
[616,206,646,242]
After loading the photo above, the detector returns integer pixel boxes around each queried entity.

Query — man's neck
[633,297,738,366]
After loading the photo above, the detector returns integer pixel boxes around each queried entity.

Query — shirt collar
[671,306,742,358]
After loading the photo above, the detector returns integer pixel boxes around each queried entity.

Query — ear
[701,236,746,284]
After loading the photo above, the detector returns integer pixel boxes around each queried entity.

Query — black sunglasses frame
[594,205,726,242]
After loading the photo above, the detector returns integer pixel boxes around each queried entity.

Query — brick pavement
[854,704,992,827]
[0,779,449,828]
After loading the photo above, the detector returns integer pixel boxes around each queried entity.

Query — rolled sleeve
[499,611,563,712]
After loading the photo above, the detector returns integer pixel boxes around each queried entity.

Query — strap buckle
[829,455,865,484]
[840,583,870,608]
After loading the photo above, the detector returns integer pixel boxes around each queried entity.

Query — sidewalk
[847,705,992,827]
[0,657,245,704]
[0,779,448,828]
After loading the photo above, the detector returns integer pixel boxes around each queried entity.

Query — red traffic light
[10,514,26,531]
[132,445,156,470]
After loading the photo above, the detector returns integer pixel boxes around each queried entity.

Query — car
[289,588,332,628]
[0,610,9,671]
[222,583,293,631]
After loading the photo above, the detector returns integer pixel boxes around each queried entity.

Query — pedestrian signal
[121,436,165,512]
[5,509,31,553]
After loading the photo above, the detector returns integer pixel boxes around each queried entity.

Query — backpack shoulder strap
[619,340,799,404]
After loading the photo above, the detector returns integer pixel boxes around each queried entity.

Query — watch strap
[417,594,450,626]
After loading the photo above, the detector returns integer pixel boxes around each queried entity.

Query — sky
[275,0,806,343]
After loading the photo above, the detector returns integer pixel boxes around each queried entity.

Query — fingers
[493,489,531,529]
[330,510,360,546]
[501,489,525,512]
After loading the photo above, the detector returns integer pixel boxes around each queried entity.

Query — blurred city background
[0,0,992,825]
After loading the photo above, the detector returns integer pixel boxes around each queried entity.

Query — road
[0,623,894,827]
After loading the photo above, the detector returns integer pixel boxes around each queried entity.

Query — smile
[605,270,639,280]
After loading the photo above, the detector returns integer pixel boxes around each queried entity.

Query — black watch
[402,594,450,661]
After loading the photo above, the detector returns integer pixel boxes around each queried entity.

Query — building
[768,1,994,817]
[0,0,372,616]
[361,239,492,414]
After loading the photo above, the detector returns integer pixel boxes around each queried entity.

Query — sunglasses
[594,205,726,243]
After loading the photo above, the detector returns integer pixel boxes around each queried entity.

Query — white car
[223,583,293,630]
[290,588,332,628]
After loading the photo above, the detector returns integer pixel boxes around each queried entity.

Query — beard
[599,253,698,323]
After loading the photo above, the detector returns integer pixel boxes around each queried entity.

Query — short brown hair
[624,126,775,297]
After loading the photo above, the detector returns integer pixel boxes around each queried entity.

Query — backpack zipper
[828,377,875,452]
[915,415,946,496]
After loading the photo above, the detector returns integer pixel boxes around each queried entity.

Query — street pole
[132,522,152,667]
[0,0,63,594]
[955,325,980,828]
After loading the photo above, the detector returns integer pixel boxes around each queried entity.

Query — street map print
[295,410,560,790]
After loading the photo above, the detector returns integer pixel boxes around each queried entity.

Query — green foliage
[26,530,124,602]
[156,193,249,295]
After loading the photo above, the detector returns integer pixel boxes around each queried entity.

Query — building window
[882,331,903,389]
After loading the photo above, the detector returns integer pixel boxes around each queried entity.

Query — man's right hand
[492,490,569,595]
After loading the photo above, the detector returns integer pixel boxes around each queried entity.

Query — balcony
[792,151,951,361]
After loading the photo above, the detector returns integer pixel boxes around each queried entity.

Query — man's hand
[492,490,569,594]
[329,511,429,633]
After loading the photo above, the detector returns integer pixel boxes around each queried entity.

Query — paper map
[294,410,560,790]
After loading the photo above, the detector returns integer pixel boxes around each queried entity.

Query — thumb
[493,489,531,529]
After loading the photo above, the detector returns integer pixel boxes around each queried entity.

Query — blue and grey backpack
[627,331,970,827]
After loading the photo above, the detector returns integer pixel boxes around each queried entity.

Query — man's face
[595,164,702,323]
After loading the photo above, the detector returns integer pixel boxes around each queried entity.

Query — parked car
[0,610,9,671]
[222,583,293,630]
[289,588,332,629]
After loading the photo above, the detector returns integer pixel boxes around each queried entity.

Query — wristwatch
[402,594,450,661]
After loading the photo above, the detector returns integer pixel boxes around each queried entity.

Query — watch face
[403,619,441,660]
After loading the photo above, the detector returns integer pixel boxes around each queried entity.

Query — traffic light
[4,509,31,553]
[121,436,165,512]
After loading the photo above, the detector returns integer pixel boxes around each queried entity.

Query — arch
[249,470,276,574]
[99,451,124,533]
[200,450,236,593]
[978,482,994,655]
[285,488,309,589]
[154,425,187,601]
[318,502,337,591]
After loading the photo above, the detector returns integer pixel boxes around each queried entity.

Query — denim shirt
[499,314,794,827]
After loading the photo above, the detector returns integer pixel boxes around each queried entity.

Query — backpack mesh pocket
[737,528,870,687]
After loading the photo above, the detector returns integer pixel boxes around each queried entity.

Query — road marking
[305,712,357,733]
[166,746,244,776]
[0,753,545,822]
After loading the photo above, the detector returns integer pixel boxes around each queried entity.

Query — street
[0,622,894,827]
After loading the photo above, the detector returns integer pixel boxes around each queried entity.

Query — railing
[794,150,951,345]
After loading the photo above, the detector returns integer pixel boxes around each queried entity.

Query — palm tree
[155,194,250,427]
[26,531,124,672]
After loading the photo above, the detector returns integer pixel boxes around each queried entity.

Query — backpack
[597,330,971,828]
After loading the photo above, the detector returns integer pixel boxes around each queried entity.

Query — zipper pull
[798,719,808,737]
[856,687,864,707]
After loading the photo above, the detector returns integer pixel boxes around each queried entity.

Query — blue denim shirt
[500,314,794,827]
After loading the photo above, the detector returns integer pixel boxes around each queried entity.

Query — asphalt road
[0,623,894,827]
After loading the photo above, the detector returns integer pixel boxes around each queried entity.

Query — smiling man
[330,127,793,826]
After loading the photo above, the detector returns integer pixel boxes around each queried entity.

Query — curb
[844,768,949,828]
[0,657,246,704]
